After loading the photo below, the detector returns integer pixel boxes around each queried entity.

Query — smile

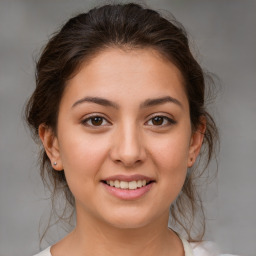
[101,175,155,200]
[105,180,148,190]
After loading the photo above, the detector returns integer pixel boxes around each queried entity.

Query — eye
[81,115,110,127]
[146,116,176,126]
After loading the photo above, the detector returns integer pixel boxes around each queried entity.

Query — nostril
[109,139,147,167]
[115,159,143,168]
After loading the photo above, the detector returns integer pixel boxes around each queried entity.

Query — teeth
[114,180,120,188]
[105,179,149,190]
[137,180,142,187]
[120,181,128,189]
[128,181,137,190]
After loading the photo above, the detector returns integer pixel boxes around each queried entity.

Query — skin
[39,48,205,256]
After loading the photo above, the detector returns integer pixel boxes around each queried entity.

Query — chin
[100,208,157,230]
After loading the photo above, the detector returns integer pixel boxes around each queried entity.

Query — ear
[38,124,63,171]
[187,118,206,168]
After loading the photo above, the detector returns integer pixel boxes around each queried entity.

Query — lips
[101,174,155,200]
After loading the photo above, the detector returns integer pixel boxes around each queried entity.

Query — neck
[60,207,184,256]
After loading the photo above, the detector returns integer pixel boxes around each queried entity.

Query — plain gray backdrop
[0,0,255,255]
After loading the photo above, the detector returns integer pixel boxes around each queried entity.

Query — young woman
[26,3,232,256]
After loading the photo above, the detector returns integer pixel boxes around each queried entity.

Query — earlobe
[38,124,63,171]
[187,119,206,167]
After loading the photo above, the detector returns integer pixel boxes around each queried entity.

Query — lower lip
[102,182,154,200]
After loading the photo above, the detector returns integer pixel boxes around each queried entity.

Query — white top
[33,238,238,256]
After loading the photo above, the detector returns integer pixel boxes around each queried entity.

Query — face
[40,48,204,229]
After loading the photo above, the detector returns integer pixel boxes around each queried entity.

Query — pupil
[92,117,103,126]
[152,117,163,125]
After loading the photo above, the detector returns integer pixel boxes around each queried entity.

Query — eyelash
[146,116,177,126]
[81,115,110,127]
[81,114,177,128]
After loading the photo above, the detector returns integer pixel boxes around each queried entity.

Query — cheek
[151,131,191,172]
[148,127,191,200]
[57,129,110,189]
[157,141,188,190]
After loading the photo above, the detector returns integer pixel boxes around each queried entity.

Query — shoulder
[33,246,52,256]
[180,237,238,256]
[189,241,239,256]
[190,241,219,256]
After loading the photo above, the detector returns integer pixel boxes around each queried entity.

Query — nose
[109,122,147,167]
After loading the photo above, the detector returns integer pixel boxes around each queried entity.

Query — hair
[25,2,218,242]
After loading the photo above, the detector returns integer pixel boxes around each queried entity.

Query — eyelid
[81,113,111,127]
[80,113,176,128]
[145,114,177,126]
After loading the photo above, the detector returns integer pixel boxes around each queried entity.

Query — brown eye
[146,115,177,127]
[82,116,109,127]
[91,117,103,126]
[152,116,164,125]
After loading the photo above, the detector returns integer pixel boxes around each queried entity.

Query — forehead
[63,47,189,110]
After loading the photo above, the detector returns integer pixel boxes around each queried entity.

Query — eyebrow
[140,96,183,109]
[72,96,183,109]
[72,97,119,109]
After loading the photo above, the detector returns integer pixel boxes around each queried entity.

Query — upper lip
[102,174,155,183]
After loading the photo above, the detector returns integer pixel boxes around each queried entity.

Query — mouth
[101,179,154,190]
[101,177,155,200]
[101,175,155,200]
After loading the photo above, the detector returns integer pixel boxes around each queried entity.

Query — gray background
[0,0,255,255]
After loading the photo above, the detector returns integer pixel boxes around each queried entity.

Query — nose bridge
[111,118,146,166]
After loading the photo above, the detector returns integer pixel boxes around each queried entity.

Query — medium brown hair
[25,2,218,242]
